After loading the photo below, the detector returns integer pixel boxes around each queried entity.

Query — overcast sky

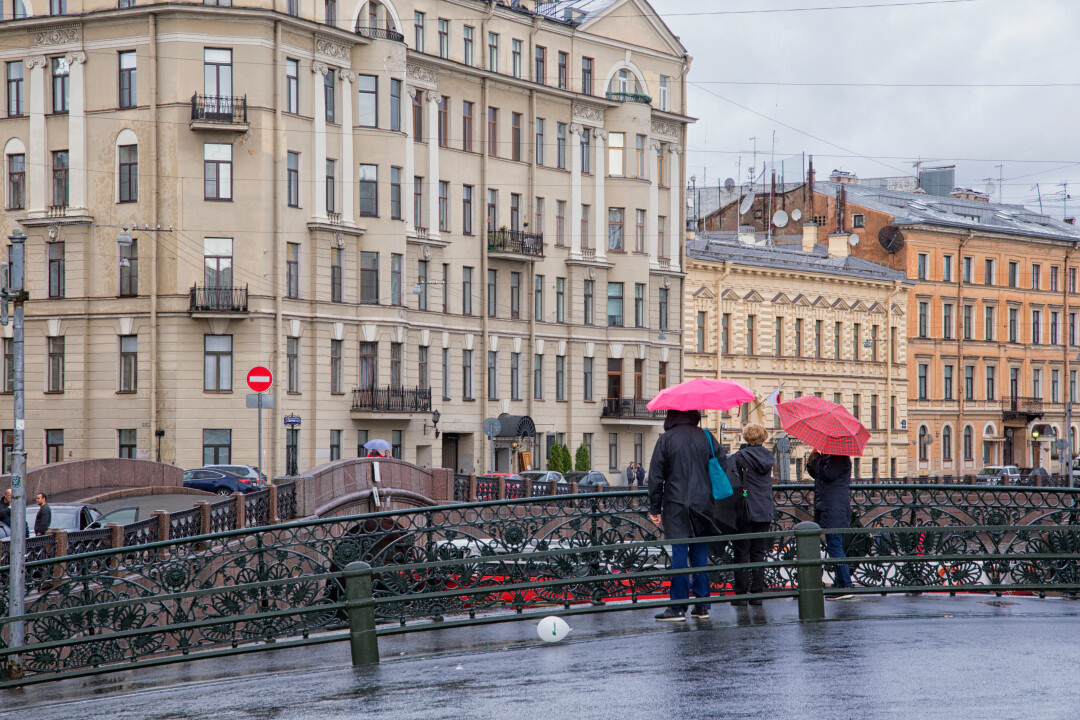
[649,0,1080,218]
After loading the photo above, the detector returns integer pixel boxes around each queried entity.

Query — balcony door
[606,359,622,414]
[203,48,232,117]
[203,237,233,309]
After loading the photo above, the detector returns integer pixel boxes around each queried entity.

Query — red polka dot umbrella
[774,395,870,456]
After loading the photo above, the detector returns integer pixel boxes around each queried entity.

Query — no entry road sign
[247,366,274,393]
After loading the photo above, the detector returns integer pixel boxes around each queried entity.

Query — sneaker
[690,606,710,619]
[654,608,686,622]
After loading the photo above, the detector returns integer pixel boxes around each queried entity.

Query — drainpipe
[480,75,490,473]
[272,21,284,477]
[149,13,160,461]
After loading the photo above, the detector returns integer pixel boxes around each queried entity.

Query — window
[794,319,803,356]
[437,96,448,147]
[535,197,545,234]
[487,32,498,72]
[487,269,497,317]
[555,355,566,401]
[390,167,402,218]
[813,319,821,357]
[512,39,522,77]
[202,429,230,466]
[328,429,341,462]
[918,302,928,338]
[608,433,618,472]
[414,11,426,51]
[412,93,422,142]
[986,366,996,400]
[747,315,756,354]
[1071,268,1078,293]
[7,154,24,210]
[204,237,232,288]
[47,242,64,298]
[486,188,497,230]
[438,19,450,58]
[658,75,669,110]
[324,0,336,24]
[390,78,402,131]
[1033,368,1042,398]
[607,283,623,326]
[286,152,300,207]
[119,335,137,392]
[535,117,545,165]
[286,242,299,298]
[330,339,342,394]
[870,395,879,430]
[984,306,995,341]
[1053,369,1061,403]
[511,112,522,161]
[286,0,297,15]
[632,209,646,253]
[942,426,952,462]
[390,253,402,306]
[963,305,973,340]
[534,354,543,399]
[963,256,973,283]
[1032,309,1042,344]
[917,363,928,399]
[464,26,475,66]
[487,351,499,400]
[487,106,498,157]
[511,193,522,227]
[964,365,975,400]
[943,303,953,340]
[46,429,64,464]
[390,343,402,387]
[203,143,232,200]
[1051,311,1060,345]
[583,279,594,325]
[1073,370,1078,404]
[511,352,521,400]
[917,253,928,280]
[635,135,646,177]
[52,150,69,206]
[1008,261,1018,287]
[331,248,344,303]
[579,356,594,402]
[285,58,299,114]
[558,51,568,89]
[442,348,450,400]
[462,267,473,315]
[608,132,625,175]
[984,259,995,285]
[1008,307,1018,343]
[833,321,841,358]
[1073,312,1078,346]
[287,337,300,393]
[942,254,953,282]
[356,74,377,127]
[534,46,546,84]
[355,163,377,216]
[963,426,974,461]
[417,260,428,310]
[6,62,24,117]
[119,238,138,297]
[774,317,784,356]
[417,345,429,390]
[1032,263,1041,290]
[657,145,666,186]
[118,51,136,108]
[658,362,668,391]
[325,159,336,213]
[608,207,624,250]
[557,123,568,170]
[51,56,69,114]
[462,350,473,400]
[1052,266,1060,291]
[359,342,377,390]
[582,57,593,95]
[462,185,474,234]
[118,429,137,459]
[505,271,520,320]
[852,393,860,420]
[556,277,566,323]
[943,364,953,400]
[203,335,231,391]
[556,201,566,246]
[851,213,865,229]
[582,205,591,248]
[696,312,705,351]
[659,288,669,331]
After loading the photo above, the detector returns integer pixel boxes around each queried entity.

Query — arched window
[942,426,952,462]
[115,129,138,204]
[963,426,974,461]
[604,63,650,102]
[4,137,26,211]
[918,425,929,462]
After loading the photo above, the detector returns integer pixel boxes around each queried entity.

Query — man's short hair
[743,423,769,445]
[36,492,47,501]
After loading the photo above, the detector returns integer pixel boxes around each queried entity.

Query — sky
[648,0,1080,218]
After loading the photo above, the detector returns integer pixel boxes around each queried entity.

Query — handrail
[353,25,405,41]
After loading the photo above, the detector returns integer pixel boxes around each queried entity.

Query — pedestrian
[648,409,725,622]
[0,487,10,527]
[635,462,646,488]
[34,492,52,536]
[626,462,635,486]
[727,424,775,606]
[806,450,854,598]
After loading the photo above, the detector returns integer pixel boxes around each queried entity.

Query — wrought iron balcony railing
[189,284,248,313]
[190,94,248,124]
[487,229,544,257]
[606,91,652,105]
[601,397,666,420]
[1001,396,1043,418]
[354,25,405,41]
[351,385,432,413]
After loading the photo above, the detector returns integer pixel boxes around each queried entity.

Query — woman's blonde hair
[743,423,769,445]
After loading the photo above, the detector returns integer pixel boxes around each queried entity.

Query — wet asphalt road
[7,595,1080,720]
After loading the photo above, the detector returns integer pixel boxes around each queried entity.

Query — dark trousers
[670,541,711,612]
[733,521,772,595]
[824,533,852,588]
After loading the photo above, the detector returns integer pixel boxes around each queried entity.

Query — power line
[692,80,1080,88]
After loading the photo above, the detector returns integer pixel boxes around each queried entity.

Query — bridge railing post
[795,521,825,621]
[344,561,379,666]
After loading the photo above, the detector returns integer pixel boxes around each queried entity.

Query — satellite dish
[878,226,906,253]
[985,182,996,196]
[773,210,789,228]
[739,191,756,215]
[791,208,803,222]
[849,233,860,246]
[724,177,736,191]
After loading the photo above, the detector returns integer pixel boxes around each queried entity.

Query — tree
[574,443,591,472]
[550,444,571,473]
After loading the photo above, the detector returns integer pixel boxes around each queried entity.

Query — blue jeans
[671,541,711,612]
[824,533,852,588]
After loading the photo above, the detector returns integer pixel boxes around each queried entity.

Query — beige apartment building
[0,0,690,477]
[684,228,913,480]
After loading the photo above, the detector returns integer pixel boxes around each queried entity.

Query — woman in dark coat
[648,409,725,621]
[728,424,775,604]
[806,450,853,591]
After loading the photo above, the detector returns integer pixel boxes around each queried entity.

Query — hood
[663,409,701,431]
[740,445,775,473]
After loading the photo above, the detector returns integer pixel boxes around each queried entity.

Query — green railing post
[795,521,825,621]
[344,561,379,665]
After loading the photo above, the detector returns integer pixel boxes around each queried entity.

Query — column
[338,69,355,224]
[592,128,607,262]
[648,139,661,268]
[569,122,584,259]
[66,52,87,213]
[404,86,416,232]
[25,56,47,216]
[427,92,442,239]
[312,61,328,221]
[668,144,682,270]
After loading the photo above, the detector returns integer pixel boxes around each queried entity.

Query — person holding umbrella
[806,450,854,597]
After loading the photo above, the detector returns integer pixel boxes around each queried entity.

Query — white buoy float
[537,616,571,643]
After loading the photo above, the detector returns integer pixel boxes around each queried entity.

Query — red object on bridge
[246,366,274,393]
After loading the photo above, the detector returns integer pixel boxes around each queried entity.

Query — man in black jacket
[34,492,52,536]
[648,409,725,621]
[807,450,854,597]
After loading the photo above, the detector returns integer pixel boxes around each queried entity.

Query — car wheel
[216,488,233,496]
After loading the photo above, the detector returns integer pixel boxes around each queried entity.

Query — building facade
[0,0,690,477]
[684,230,911,480]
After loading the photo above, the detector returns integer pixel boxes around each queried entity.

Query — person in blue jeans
[806,450,854,596]
[648,409,725,621]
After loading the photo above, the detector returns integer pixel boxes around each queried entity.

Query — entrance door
[441,434,459,472]
[1004,428,1014,466]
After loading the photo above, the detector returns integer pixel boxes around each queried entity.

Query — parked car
[975,465,1021,485]
[25,503,140,535]
[183,468,260,495]
[563,470,610,487]
[519,471,564,485]
[202,464,267,486]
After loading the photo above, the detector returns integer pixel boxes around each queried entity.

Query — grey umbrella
[364,439,393,451]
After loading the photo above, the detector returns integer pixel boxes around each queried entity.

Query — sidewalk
[6,594,1080,720]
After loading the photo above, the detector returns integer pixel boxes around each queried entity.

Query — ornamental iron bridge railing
[4,485,1080,686]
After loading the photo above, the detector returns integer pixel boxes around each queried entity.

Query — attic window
[852,214,865,228]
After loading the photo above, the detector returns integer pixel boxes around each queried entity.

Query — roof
[686,233,910,285]
[816,182,1080,242]
[533,0,620,24]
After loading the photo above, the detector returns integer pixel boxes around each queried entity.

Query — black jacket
[0,499,9,528]
[731,444,776,526]
[34,503,51,536]
[635,466,646,483]
[648,410,725,540]
[807,454,852,529]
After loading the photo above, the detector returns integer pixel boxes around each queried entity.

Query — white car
[975,466,1020,486]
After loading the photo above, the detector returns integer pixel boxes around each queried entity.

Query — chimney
[950,187,990,202]
[827,233,851,259]
[829,170,858,185]
[801,222,818,253]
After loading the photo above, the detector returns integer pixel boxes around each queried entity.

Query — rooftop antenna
[996,164,1004,204]
[1036,183,1044,214]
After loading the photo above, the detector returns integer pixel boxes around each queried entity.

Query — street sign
[284,414,302,427]
[246,393,275,409]
[246,366,274,393]
[482,417,501,438]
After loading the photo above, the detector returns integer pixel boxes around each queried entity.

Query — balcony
[351,386,432,417]
[354,25,405,42]
[1001,396,1044,422]
[190,94,248,131]
[600,397,666,424]
[47,205,67,218]
[487,229,544,260]
[189,284,248,314]
[606,91,652,105]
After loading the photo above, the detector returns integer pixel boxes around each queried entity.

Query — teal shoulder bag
[704,428,733,500]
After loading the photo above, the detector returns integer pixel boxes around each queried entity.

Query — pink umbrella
[646,378,756,412]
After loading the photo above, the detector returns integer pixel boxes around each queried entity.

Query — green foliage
[549,444,572,473]
[574,443,591,472]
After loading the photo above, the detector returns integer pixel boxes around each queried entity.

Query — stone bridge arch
[285,457,452,518]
